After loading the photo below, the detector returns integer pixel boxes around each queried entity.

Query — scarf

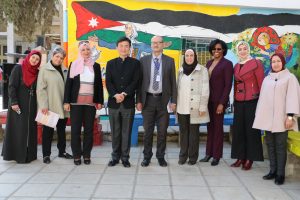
[21,50,42,87]
[182,49,198,76]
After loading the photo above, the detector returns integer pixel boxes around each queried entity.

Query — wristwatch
[288,116,293,120]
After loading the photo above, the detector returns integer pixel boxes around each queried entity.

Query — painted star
[88,17,99,28]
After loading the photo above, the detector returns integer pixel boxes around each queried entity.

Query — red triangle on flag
[72,2,124,39]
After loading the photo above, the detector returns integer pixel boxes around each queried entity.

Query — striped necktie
[152,58,160,91]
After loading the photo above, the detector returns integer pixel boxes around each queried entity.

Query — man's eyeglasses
[212,48,223,51]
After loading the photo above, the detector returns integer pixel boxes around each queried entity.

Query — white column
[7,22,15,63]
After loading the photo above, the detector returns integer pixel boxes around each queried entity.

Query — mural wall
[67,0,300,101]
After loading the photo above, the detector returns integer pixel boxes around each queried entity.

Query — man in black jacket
[106,37,140,167]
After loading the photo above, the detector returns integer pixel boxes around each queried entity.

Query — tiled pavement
[0,142,299,200]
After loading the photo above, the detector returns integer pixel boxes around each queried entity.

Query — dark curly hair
[208,39,228,56]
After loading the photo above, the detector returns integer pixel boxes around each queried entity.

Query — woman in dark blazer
[200,39,233,166]
[64,41,104,165]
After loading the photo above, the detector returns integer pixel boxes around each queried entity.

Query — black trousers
[142,95,169,160]
[178,114,200,163]
[231,100,264,161]
[265,131,288,176]
[70,105,96,158]
[42,118,68,157]
[109,104,135,161]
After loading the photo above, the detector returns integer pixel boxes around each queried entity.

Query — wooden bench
[130,113,234,146]
[0,111,103,145]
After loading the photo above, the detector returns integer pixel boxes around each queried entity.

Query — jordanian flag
[72,1,300,50]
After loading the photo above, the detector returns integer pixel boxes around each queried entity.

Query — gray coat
[137,54,177,107]
[37,62,69,119]
[177,64,210,124]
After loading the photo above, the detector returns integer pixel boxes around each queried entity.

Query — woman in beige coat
[37,47,73,164]
[177,49,210,165]
[253,53,300,185]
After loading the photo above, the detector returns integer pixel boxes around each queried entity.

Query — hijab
[182,49,198,76]
[236,41,252,64]
[70,42,95,78]
[270,53,286,72]
[21,50,42,87]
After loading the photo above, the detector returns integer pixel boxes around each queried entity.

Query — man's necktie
[152,58,160,91]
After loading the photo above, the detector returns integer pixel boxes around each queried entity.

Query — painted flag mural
[67,0,300,101]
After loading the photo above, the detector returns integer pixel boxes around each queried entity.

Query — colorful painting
[67,0,300,89]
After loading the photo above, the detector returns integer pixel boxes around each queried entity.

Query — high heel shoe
[199,155,212,162]
[230,159,245,167]
[242,160,253,170]
[211,158,220,166]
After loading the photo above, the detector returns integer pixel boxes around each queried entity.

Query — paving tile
[0,173,33,183]
[173,186,212,200]
[105,165,137,174]
[0,183,20,197]
[280,177,300,189]
[41,164,74,173]
[28,173,67,184]
[170,165,200,175]
[240,176,281,189]
[136,174,170,185]
[64,173,101,184]
[248,187,293,200]
[94,185,133,199]
[8,198,47,200]
[231,167,268,177]
[13,183,58,197]
[210,187,253,200]
[71,164,106,174]
[6,163,43,173]
[53,184,96,198]
[204,175,241,187]
[200,165,234,176]
[0,163,16,172]
[134,185,171,199]
[100,174,135,185]
[171,175,206,186]
[138,165,169,175]
[285,189,300,200]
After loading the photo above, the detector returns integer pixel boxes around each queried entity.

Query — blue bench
[131,113,234,146]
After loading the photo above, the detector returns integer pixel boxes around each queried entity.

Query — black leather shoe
[58,152,73,159]
[108,159,119,167]
[263,171,276,180]
[74,159,81,165]
[141,159,150,167]
[275,175,285,185]
[83,158,91,165]
[122,160,131,168]
[158,158,167,167]
[178,160,186,165]
[43,156,51,164]
[188,160,196,165]
[211,158,219,166]
[199,155,212,162]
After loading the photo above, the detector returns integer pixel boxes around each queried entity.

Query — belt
[147,92,162,97]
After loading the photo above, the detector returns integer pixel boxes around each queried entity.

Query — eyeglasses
[151,41,163,45]
[212,48,223,51]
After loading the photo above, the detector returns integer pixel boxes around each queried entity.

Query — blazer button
[191,108,193,110]
[191,79,194,81]
[191,89,193,91]
[191,98,193,101]
[121,77,124,79]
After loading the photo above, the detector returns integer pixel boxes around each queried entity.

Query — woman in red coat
[199,39,233,166]
[231,41,264,170]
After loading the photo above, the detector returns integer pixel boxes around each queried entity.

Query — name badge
[156,75,160,82]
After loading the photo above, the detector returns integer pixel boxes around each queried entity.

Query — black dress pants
[142,95,169,160]
[70,105,96,158]
[109,104,135,161]
[178,114,200,163]
[42,118,68,157]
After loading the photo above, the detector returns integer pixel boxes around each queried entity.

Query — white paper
[35,110,60,128]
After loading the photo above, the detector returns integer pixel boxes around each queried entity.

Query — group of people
[1,35,299,186]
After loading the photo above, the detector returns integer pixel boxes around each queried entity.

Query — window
[3,46,7,54]
[181,37,216,66]
[16,46,22,54]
